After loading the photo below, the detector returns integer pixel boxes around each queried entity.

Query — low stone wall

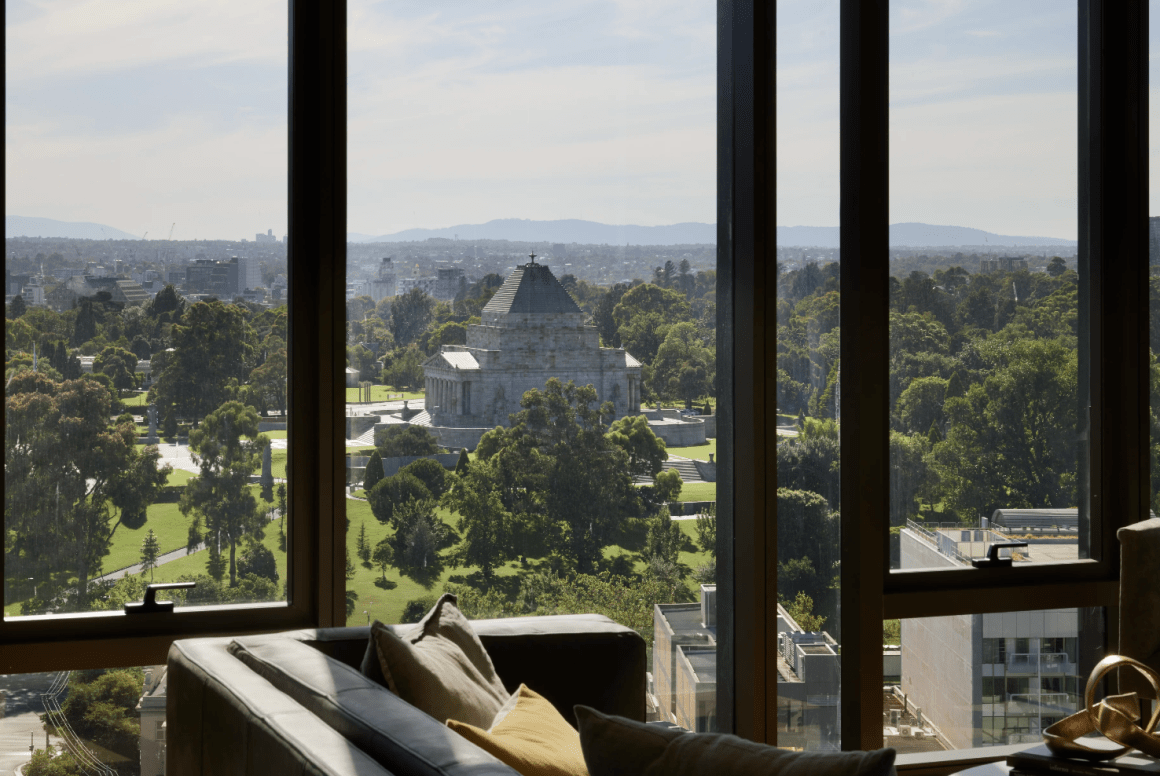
[701,414,716,438]
[647,417,707,447]
[693,459,717,482]
[259,421,287,432]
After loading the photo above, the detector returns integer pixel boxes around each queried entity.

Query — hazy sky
[5,1,715,241]
[6,1,1160,242]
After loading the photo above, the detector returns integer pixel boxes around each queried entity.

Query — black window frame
[0,1,348,671]
[2,4,1150,772]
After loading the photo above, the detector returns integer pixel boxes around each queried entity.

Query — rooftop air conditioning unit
[701,585,717,628]
[913,729,925,739]
[898,725,911,736]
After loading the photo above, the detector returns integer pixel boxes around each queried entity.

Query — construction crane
[167,223,176,241]
[141,231,148,240]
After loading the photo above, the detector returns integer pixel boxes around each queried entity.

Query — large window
[344,1,723,732]
[2,1,1152,765]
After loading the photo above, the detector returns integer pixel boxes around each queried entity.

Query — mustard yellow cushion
[447,684,588,776]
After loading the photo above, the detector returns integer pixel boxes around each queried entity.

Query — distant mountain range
[348,219,716,246]
[6,216,139,241]
[6,214,1078,249]
[778,222,1077,248]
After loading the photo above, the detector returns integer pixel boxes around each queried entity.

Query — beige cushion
[447,684,588,776]
[372,593,509,728]
[574,705,897,776]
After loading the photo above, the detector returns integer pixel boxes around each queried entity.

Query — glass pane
[886,607,1105,750]
[776,0,841,751]
[346,2,721,732]
[5,3,289,616]
[0,666,165,773]
[888,1,1083,570]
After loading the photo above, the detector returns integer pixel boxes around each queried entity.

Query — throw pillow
[371,592,509,728]
[575,706,897,776]
[447,684,588,776]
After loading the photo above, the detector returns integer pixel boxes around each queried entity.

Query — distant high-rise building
[434,267,464,300]
[255,228,277,244]
[368,257,397,302]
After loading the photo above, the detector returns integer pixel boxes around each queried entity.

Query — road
[0,672,65,775]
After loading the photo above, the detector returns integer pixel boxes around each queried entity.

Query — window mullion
[839,0,889,752]
[288,0,347,627]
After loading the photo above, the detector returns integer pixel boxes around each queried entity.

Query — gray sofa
[167,614,647,775]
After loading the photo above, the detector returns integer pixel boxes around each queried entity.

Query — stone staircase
[661,457,702,483]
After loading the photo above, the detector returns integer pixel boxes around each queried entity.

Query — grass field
[121,392,149,407]
[677,481,716,502]
[345,387,424,403]
[103,502,191,575]
[668,438,717,462]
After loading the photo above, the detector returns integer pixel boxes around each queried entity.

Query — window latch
[125,581,196,614]
[971,542,1028,568]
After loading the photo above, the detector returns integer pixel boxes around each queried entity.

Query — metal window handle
[125,582,196,614]
[972,541,1029,568]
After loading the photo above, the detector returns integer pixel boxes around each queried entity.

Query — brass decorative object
[1043,655,1160,760]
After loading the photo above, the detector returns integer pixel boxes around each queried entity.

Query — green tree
[783,590,826,632]
[26,746,85,776]
[8,294,27,318]
[58,668,144,757]
[593,283,629,347]
[367,471,431,526]
[612,284,692,364]
[179,400,270,587]
[139,528,161,581]
[364,450,384,491]
[896,375,948,434]
[401,457,449,498]
[372,535,394,583]
[653,468,683,504]
[511,379,642,572]
[381,345,425,391]
[695,510,716,555]
[5,372,170,611]
[375,424,441,457]
[357,520,371,565]
[94,345,138,392]
[446,460,512,583]
[392,498,449,582]
[248,347,287,416]
[455,447,470,474]
[606,414,668,479]
[389,288,435,346]
[149,300,254,425]
[237,539,279,583]
[931,338,1078,520]
[1046,256,1068,277]
[651,322,714,404]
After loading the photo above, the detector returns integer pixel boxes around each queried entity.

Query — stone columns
[456,381,464,416]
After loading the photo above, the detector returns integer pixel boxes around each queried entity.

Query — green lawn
[151,514,288,588]
[678,481,716,502]
[102,502,192,575]
[345,386,425,403]
[121,392,149,407]
[668,438,717,462]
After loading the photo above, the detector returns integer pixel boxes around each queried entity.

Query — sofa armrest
[167,637,394,776]
[473,614,647,723]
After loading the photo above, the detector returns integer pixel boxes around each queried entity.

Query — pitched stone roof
[482,263,582,316]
